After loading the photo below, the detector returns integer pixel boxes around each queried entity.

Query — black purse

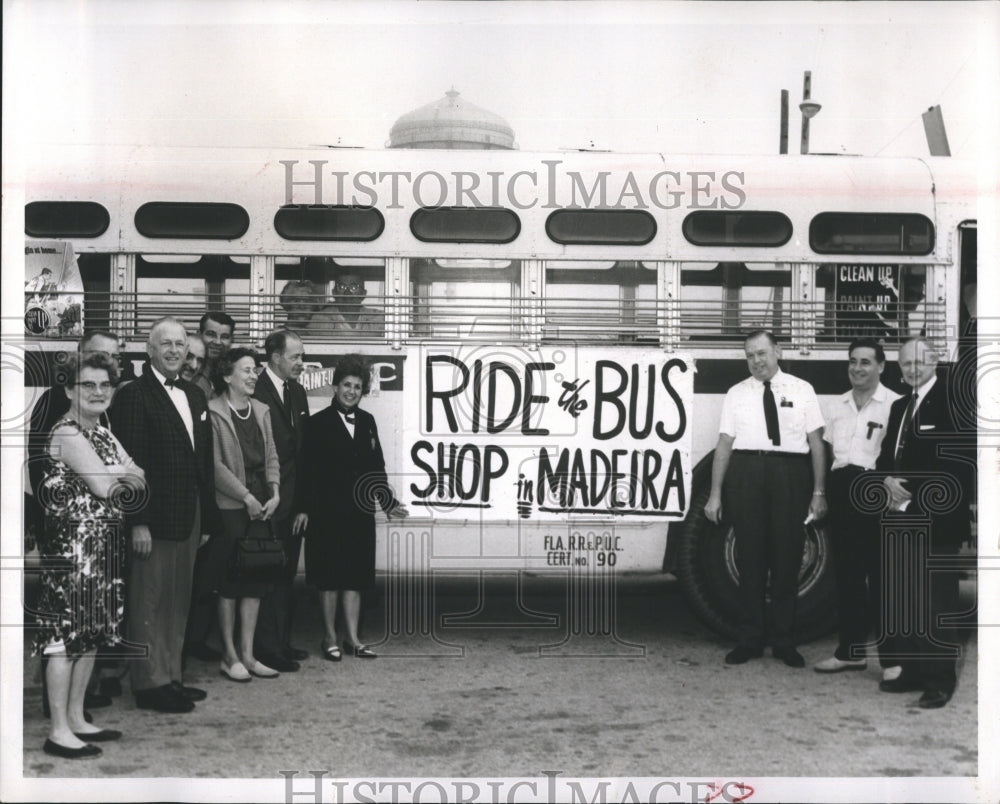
[229,518,285,581]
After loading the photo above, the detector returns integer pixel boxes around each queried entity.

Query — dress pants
[882,523,960,692]
[724,452,811,649]
[127,502,200,692]
[827,466,891,666]
[254,514,302,655]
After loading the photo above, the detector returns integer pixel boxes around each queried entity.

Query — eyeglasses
[78,381,115,393]
[334,282,366,294]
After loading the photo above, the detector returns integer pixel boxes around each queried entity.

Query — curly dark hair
[211,346,259,395]
[57,352,120,389]
[332,354,371,395]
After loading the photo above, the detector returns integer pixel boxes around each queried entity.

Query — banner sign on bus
[403,346,693,520]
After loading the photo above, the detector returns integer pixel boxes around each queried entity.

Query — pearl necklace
[227,399,252,420]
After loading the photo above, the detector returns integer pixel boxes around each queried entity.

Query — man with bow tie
[251,329,311,671]
[110,317,218,713]
[704,330,827,668]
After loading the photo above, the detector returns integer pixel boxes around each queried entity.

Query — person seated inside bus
[277,272,384,337]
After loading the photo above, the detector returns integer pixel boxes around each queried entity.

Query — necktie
[763,380,781,446]
[283,381,295,428]
[343,411,356,425]
[894,391,918,467]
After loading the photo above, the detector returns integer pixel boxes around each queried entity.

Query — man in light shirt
[704,331,827,668]
[814,339,900,676]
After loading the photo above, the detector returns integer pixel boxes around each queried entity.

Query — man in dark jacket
[875,337,973,709]
[252,330,310,671]
[110,317,218,713]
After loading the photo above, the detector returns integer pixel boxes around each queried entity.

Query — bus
[20,145,978,642]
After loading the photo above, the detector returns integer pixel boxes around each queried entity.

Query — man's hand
[131,524,152,559]
[292,513,309,535]
[808,493,828,522]
[704,492,723,524]
[884,476,912,509]
[388,503,410,520]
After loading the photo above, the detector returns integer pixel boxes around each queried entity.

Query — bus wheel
[675,483,838,643]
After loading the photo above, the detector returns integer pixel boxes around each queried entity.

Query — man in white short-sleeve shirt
[814,338,901,677]
[704,330,827,668]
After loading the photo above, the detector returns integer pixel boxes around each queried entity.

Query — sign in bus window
[816,264,933,341]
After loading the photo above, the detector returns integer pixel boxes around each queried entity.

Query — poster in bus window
[834,263,901,339]
[23,240,85,338]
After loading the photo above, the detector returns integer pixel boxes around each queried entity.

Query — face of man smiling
[848,346,884,393]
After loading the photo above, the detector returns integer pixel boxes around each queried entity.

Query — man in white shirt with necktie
[704,330,827,668]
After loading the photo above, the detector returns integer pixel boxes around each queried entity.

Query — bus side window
[274,256,386,341]
[543,261,657,343]
[680,262,791,340]
[136,255,249,338]
[410,258,516,340]
[78,254,111,333]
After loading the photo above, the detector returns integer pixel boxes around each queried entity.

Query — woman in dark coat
[301,355,408,660]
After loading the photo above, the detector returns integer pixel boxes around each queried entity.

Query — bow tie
[164,377,178,388]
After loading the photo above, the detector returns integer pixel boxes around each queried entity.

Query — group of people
[28,313,407,760]
[706,331,973,710]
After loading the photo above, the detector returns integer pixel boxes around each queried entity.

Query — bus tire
[676,482,838,643]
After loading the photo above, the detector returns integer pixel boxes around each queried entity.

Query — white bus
[21,145,978,641]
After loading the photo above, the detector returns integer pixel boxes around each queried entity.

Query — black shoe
[43,739,102,759]
[184,642,221,662]
[879,674,924,693]
[724,645,763,665]
[170,681,207,702]
[72,728,122,742]
[135,684,195,713]
[772,646,806,668]
[285,647,309,661]
[258,653,300,673]
[917,688,953,709]
[343,641,377,659]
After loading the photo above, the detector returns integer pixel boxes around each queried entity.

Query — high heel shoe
[343,641,377,659]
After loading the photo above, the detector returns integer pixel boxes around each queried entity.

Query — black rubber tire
[675,481,838,643]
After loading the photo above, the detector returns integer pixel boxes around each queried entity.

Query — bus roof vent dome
[388,89,516,150]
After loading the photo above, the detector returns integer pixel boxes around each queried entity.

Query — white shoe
[882,665,902,682]
[245,659,279,679]
[220,660,251,682]
[814,656,867,673]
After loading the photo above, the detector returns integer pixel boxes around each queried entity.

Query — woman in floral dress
[34,352,145,759]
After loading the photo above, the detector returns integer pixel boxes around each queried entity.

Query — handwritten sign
[403,346,694,520]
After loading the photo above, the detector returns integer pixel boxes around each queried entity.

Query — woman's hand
[292,513,309,535]
[260,494,280,520]
[388,503,410,519]
[244,493,263,519]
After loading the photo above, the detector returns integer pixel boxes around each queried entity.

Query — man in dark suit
[252,330,310,671]
[110,317,217,713]
[875,337,972,709]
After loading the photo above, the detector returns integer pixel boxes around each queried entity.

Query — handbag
[229,518,285,581]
